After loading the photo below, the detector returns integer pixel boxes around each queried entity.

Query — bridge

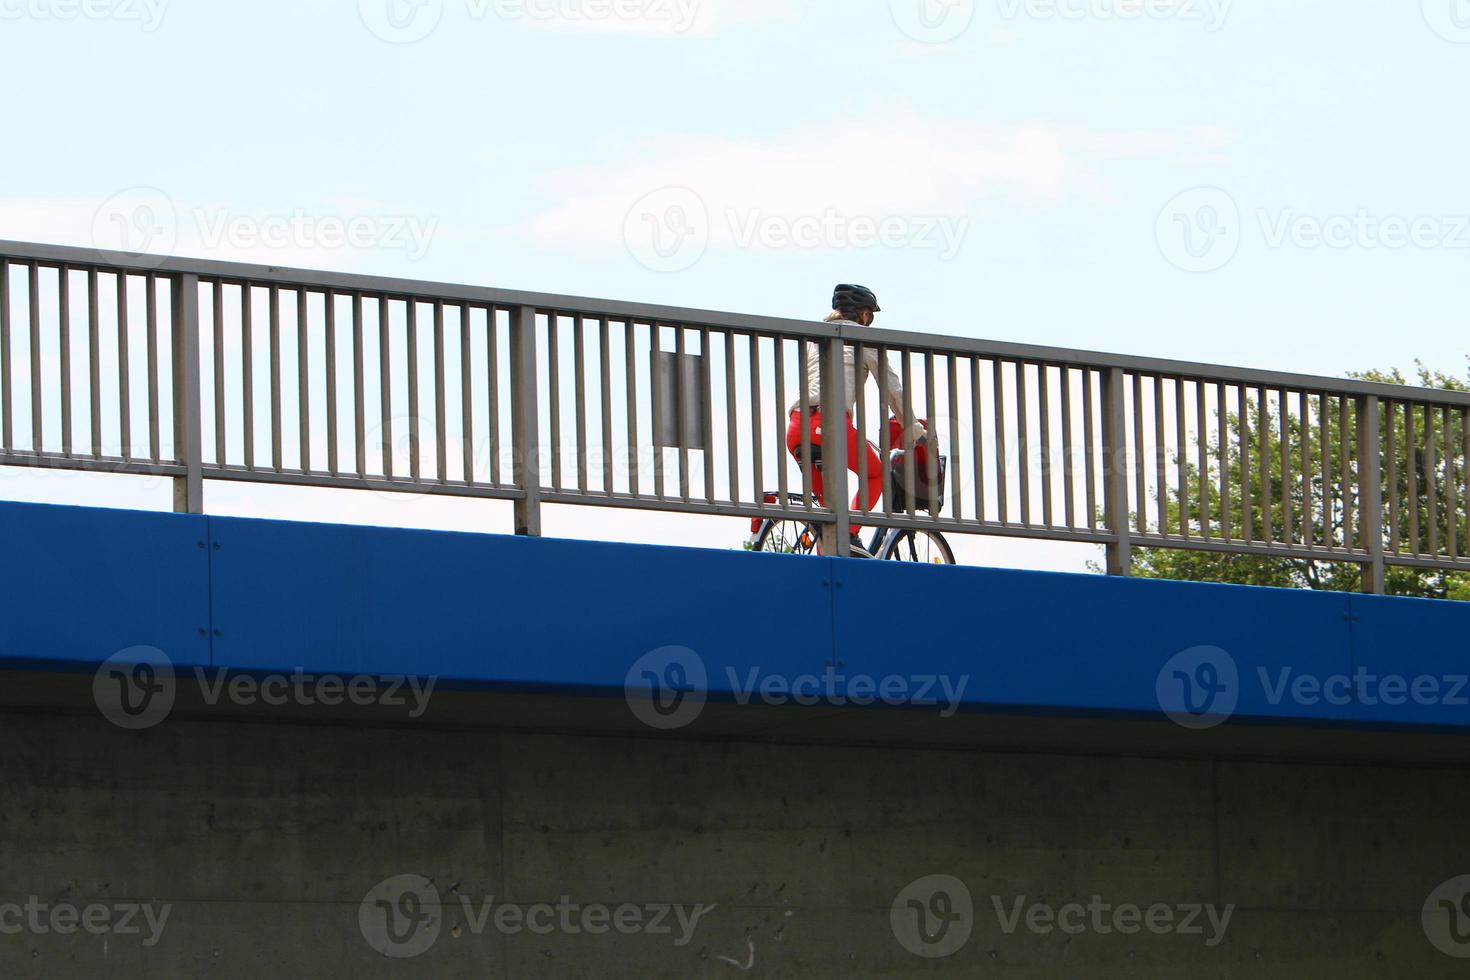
[2,240,1469,977]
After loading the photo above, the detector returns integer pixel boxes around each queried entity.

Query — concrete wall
[2,710,1467,979]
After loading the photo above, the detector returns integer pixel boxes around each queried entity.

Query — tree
[1107,360,1470,601]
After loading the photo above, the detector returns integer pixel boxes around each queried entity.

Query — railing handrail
[4,238,1467,410]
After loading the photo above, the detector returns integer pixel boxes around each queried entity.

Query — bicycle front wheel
[879,530,956,565]
[751,519,820,556]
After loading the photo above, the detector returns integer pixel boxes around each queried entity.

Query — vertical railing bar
[823,334,850,554]
[1385,401,1399,553]
[878,344,892,518]
[1059,366,1074,528]
[242,284,255,470]
[748,332,763,507]
[925,351,939,520]
[1196,381,1210,538]
[510,305,542,536]
[0,257,10,450]
[1320,393,1333,546]
[1153,375,1167,536]
[600,318,615,495]
[547,311,562,491]
[903,349,917,519]
[325,291,338,476]
[28,264,42,452]
[462,305,475,486]
[488,307,502,486]
[1217,384,1230,540]
[88,268,101,457]
[797,337,812,510]
[170,274,203,513]
[210,280,224,466]
[1016,361,1030,526]
[1406,402,1420,555]
[1462,407,1470,558]
[1357,395,1386,593]
[1176,378,1189,538]
[298,288,310,473]
[352,292,365,478]
[1132,372,1146,535]
[774,334,788,508]
[1101,367,1132,575]
[1257,386,1271,542]
[700,326,715,504]
[723,329,739,505]
[854,342,869,519]
[1038,362,1052,527]
[573,315,588,493]
[651,321,667,500]
[1342,396,1357,551]
[675,325,690,502]
[624,317,639,497]
[147,275,160,462]
[1238,385,1252,542]
[379,296,395,480]
[433,299,447,484]
[407,299,420,481]
[1443,405,1457,561]
[993,360,1007,524]
[58,266,72,456]
[948,354,962,523]
[117,273,132,459]
[268,285,282,471]
[1424,404,1439,557]
[1083,368,1097,531]
[973,358,988,524]
[1278,388,1291,546]
[1299,391,1311,546]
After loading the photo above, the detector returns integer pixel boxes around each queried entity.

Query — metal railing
[3,239,1469,592]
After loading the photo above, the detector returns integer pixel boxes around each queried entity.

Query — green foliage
[1108,359,1470,601]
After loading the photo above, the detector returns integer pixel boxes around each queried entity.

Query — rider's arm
[864,347,925,441]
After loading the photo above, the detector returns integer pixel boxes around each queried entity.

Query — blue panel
[206,516,834,695]
[831,559,1356,725]
[0,501,211,671]
[1348,593,1470,727]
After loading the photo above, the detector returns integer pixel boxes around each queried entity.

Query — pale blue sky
[1,0,1467,565]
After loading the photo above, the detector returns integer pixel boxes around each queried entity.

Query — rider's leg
[785,408,826,506]
[843,415,884,533]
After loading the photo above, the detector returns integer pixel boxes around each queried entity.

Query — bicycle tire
[878,529,956,565]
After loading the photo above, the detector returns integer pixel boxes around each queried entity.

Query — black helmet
[832,284,881,316]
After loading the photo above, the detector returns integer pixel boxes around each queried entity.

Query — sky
[1,0,1468,570]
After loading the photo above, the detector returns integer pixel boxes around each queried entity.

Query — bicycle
[746,437,956,564]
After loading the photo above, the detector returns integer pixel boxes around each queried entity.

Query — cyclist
[786,284,928,556]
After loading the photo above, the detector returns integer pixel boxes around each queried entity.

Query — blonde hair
[824,310,847,323]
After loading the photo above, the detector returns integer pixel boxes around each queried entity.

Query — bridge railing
[2,239,1468,592]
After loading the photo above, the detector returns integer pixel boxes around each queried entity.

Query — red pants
[786,409,885,530]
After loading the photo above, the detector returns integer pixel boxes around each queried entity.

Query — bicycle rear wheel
[879,530,955,564]
[751,519,820,555]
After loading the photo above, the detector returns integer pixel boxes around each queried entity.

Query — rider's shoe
[847,533,874,559]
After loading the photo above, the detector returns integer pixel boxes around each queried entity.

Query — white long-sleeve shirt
[788,321,907,417]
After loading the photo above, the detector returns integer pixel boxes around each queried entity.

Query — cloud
[523,109,1240,250]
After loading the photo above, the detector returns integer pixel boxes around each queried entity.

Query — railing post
[171,274,203,514]
[511,305,542,536]
[1101,367,1132,576]
[1357,394,1386,594]
[821,334,850,557]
